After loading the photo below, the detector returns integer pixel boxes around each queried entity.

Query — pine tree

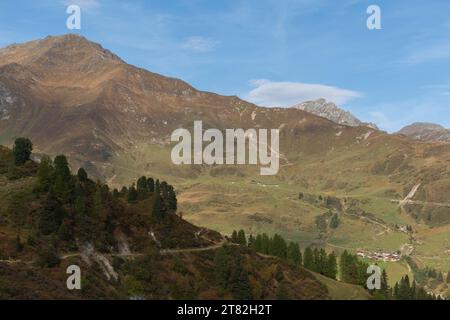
[119,186,128,198]
[231,230,238,243]
[54,155,71,180]
[329,213,340,229]
[287,242,301,268]
[229,257,252,300]
[13,138,32,166]
[254,234,263,252]
[136,176,148,200]
[393,282,399,299]
[398,275,411,300]
[303,247,314,270]
[53,155,73,201]
[270,234,287,259]
[35,155,54,192]
[166,185,177,212]
[380,269,390,298]
[127,185,138,203]
[77,168,88,182]
[152,191,166,221]
[325,252,338,279]
[112,188,120,198]
[248,234,255,248]
[39,190,64,235]
[74,183,86,216]
[214,246,230,289]
[237,230,247,246]
[147,178,155,192]
[261,234,270,254]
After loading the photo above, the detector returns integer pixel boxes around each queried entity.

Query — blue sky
[1,0,450,132]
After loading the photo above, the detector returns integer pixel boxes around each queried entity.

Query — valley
[0,34,449,299]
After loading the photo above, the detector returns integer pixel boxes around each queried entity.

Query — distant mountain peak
[291,98,378,129]
[397,122,450,142]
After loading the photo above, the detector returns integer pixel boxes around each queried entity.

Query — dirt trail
[60,239,229,261]
[397,183,421,209]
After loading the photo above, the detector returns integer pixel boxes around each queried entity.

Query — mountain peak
[0,34,123,69]
[397,122,449,142]
[291,99,378,129]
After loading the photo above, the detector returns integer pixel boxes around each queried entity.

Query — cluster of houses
[357,249,401,262]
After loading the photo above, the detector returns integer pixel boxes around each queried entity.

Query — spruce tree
[152,191,166,221]
[325,252,338,279]
[287,242,301,268]
[53,155,73,201]
[261,233,270,254]
[329,213,340,229]
[229,257,252,300]
[77,168,88,182]
[39,190,64,235]
[254,234,263,252]
[147,178,155,192]
[237,230,247,246]
[13,138,32,166]
[74,183,86,216]
[136,176,148,200]
[36,156,54,192]
[166,185,177,212]
[214,246,230,289]
[380,269,390,298]
[248,234,255,248]
[231,230,238,243]
[127,185,138,203]
[303,247,314,270]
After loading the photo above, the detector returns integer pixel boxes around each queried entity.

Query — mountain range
[0,35,449,293]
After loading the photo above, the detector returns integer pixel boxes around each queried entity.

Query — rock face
[397,123,450,143]
[292,98,378,129]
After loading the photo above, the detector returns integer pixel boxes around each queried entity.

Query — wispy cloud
[245,79,362,107]
[182,36,219,53]
[403,41,450,64]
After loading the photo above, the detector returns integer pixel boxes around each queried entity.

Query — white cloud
[245,79,362,107]
[182,36,219,53]
[63,0,100,10]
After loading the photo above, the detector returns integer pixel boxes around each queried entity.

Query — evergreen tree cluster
[214,245,253,300]
[231,230,337,279]
[303,247,338,279]
[113,176,177,221]
[390,275,441,300]
[32,150,180,253]
[339,250,370,286]
[423,266,445,282]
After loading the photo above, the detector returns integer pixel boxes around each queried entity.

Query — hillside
[0,34,449,283]
[0,143,353,300]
